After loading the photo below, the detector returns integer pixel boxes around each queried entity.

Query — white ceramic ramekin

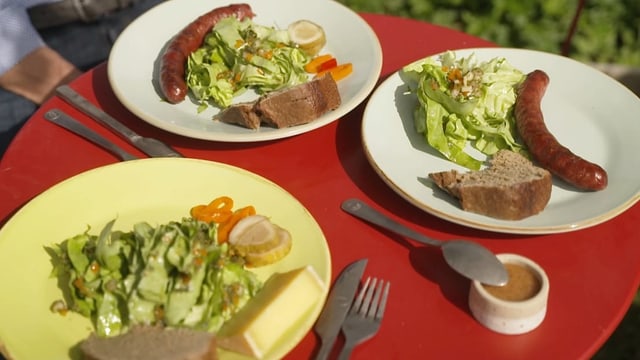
[468,253,550,335]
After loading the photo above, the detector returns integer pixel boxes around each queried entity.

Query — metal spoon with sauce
[341,198,508,286]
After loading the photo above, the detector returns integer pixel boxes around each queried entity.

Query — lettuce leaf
[45,218,261,337]
[403,51,526,170]
[186,17,310,110]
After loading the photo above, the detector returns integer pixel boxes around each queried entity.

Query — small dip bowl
[468,253,549,335]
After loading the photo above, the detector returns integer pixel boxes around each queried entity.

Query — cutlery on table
[314,258,367,360]
[44,109,139,161]
[341,198,508,286]
[338,276,390,360]
[55,85,183,158]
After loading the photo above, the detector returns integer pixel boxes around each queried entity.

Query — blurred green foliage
[338,0,640,66]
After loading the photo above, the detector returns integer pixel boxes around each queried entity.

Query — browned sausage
[514,70,608,191]
[160,3,255,104]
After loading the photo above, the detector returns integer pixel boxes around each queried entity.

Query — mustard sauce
[483,263,541,301]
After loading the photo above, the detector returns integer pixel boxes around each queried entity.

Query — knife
[56,85,183,158]
[44,109,139,161]
[314,258,367,360]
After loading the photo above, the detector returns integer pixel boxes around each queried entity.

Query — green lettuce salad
[45,217,261,337]
[187,17,310,111]
[402,51,526,170]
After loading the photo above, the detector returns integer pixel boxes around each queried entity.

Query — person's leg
[0,89,37,155]
[0,0,164,157]
[42,0,164,71]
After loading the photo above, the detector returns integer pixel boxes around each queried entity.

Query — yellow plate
[0,158,331,360]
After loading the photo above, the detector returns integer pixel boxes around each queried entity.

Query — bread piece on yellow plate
[80,325,217,360]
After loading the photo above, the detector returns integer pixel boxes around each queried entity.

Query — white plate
[107,0,382,142]
[362,47,640,234]
[0,158,331,359]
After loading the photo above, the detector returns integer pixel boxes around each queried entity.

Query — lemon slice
[228,215,280,255]
[244,225,292,268]
[228,215,293,267]
[288,19,326,56]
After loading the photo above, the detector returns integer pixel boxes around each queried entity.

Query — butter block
[217,265,325,358]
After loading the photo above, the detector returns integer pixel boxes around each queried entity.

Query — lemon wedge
[228,215,293,267]
[288,19,326,56]
[228,215,280,255]
[243,225,292,268]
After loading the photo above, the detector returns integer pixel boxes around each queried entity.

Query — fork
[338,277,390,360]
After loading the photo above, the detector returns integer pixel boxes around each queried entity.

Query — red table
[1,13,638,360]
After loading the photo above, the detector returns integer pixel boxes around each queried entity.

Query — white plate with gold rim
[108,0,382,142]
[362,47,640,234]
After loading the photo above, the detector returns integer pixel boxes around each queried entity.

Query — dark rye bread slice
[216,101,262,130]
[216,73,341,129]
[80,325,218,360]
[256,73,341,128]
[429,150,552,220]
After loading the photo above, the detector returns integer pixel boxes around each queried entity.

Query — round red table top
[1,13,638,360]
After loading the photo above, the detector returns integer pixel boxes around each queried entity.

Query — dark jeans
[0,0,163,157]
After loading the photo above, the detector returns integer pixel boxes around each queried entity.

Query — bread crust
[216,101,262,130]
[80,325,218,360]
[257,73,341,128]
[429,150,552,220]
[216,73,341,129]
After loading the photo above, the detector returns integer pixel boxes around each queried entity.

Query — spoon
[341,198,508,286]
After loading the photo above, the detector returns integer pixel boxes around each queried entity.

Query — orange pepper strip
[304,54,334,73]
[211,210,233,223]
[190,204,208,218]
[217,205,257,244]
[191,205,219,223]
[197,209,233,224]
[191,196,235,223]
[208,196,234,212]
[317,58,338,73]
[316,63,353,82]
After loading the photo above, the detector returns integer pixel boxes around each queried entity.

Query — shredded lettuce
[186,17,310,111]
[45,217,261,337]
[402,51,527,170]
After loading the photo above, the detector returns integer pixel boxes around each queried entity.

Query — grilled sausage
[159,3,255,104]
[514,70,608,191]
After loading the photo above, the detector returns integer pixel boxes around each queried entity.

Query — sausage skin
[514,70,608,191]
[160,3,255,104]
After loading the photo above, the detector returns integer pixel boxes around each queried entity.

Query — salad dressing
[482,262,542,301]
[45,217,262,337]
